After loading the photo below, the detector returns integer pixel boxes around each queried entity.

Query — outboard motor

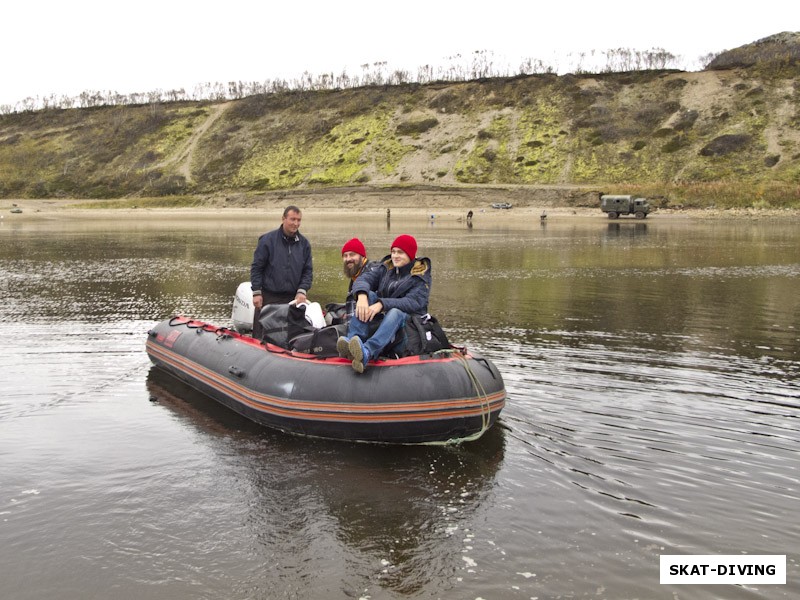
[232,281,254,333]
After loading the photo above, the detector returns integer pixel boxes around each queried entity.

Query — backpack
[402,314,451,357]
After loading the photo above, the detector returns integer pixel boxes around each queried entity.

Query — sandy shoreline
[2,190,799,222]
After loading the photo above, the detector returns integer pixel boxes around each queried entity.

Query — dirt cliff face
[1,53,798,203]
[185,68,799,196]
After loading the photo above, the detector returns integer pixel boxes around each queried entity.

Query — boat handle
[228,366,245,378]
[474,357,498,379]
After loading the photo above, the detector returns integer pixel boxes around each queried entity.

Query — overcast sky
[1,1,794,106]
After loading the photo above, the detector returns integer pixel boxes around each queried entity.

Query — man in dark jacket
[337,234,431,373]
[250,206,313,338]
[341,237,378,292]
[323,238,379,327]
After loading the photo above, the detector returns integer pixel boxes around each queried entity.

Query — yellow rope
[424,349,493,445]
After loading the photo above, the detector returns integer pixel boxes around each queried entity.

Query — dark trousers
[252,291,295,340]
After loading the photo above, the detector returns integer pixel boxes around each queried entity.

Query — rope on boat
[424,349,493,446]
[166,315,231,339]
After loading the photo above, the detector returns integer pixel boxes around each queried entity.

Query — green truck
[600,195,651,219]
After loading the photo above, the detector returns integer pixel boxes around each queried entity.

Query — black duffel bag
[258,303,313,348]
[289,323,347,358]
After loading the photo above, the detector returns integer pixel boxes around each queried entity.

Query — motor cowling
[231,281,254,332]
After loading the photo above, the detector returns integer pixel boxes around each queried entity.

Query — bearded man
[341,238,375,291]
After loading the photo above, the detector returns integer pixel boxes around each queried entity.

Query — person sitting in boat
[341,237,378,292]
[337,234,431,373]
[323,238,381,326]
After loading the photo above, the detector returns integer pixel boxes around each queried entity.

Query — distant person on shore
[337,234,431,373]
[250,205,313,339]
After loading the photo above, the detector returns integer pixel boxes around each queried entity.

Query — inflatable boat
[146,315,505,444]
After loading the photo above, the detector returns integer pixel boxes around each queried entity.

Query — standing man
[250,205,313,338]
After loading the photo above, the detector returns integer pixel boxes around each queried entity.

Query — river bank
[3,185,800,222]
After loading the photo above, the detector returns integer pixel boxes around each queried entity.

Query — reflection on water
[1,213,798,599]
[146,368,505,597]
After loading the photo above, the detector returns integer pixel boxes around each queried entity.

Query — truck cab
[600,195,651,219]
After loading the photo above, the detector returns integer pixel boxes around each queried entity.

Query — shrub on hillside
[396,117,439,136]
[664,78,688,91]
[699,134,752,156]
[149,175,187,196]
[428,90,467,112]
[662,134,689,153]
[481,148,497,162]
[672,109,699,131]
[227,93,297,120]
[195,147,245,185]
[634,101,680,129]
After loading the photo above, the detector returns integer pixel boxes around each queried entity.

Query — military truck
[600,195,651,219]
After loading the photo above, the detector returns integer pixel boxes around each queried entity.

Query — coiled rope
[424,349,493,446]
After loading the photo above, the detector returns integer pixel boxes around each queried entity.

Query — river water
[1,210,798,599]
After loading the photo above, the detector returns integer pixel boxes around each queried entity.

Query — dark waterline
[1,214,798,599]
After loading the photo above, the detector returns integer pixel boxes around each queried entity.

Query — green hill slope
[2,45,798,209]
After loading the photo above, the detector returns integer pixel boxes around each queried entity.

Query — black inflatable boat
[146,316,506,444]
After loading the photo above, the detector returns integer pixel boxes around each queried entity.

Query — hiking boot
[336,336,352,359]
[349,337,369,373]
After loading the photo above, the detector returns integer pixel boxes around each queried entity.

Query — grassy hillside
[2,60,799,209]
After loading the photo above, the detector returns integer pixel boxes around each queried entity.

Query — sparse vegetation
[706,32,800,71]
[622,181,800,210]
[1,33,799,210]
[72,196,203,209]
[699,134,752,156]
[396,117,439,136]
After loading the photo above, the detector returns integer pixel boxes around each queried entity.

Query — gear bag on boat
[324,300,355,326]
[257,303,344,357]
[259,303,450,359]
[289,323,347,358]
[257,303,313,348]
[401,314,450,356]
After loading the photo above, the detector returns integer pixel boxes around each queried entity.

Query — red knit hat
[391,234,417,261]
[341,238,366,257]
